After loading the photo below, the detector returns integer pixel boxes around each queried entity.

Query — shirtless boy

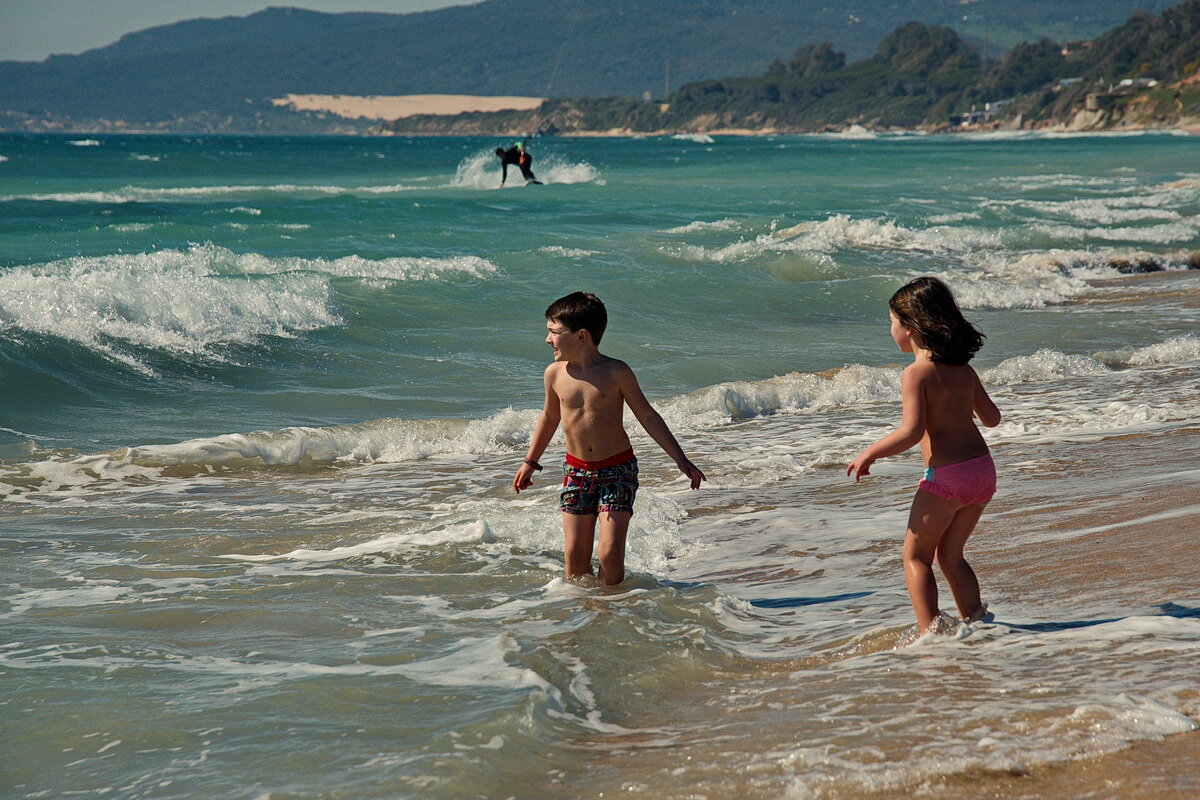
[512,292,705,585]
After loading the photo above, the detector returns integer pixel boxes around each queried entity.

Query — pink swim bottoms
[918,454,996,507]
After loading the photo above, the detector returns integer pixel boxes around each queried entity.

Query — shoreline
[5,124,1195,138]
[5,92,1197,137]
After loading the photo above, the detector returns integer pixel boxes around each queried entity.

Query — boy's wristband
[522,458,543,471]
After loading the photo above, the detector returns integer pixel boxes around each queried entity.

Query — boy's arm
[972,370,1001,427]
[513,366,561,493]
[847,366,927,481]
[618,364,706,489]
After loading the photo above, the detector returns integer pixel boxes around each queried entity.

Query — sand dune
[272,94,544,120]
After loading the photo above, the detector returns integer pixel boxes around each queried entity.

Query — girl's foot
[962,602,992,624]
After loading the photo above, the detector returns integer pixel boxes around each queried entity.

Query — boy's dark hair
[889,276,984,365]
[546,292,607,344]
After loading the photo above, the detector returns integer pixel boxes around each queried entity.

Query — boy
[512,292,705,585]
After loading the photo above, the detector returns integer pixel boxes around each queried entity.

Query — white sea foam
[661,365,900,426]
[5,332,1198,501]
[949,271,1090,309]
[995,173,1137,191]
[927,211,981,224]
[536,246,598,258]
[674,214,1010,264]
[671,133,715,144]
[0,245,497,368]
[949,246,1199,310]
[1031,219,1200,245]
[663,218,741,234]
[826,124,877,139]
[1096,335,1200,367]
[226,519,501,562]
[983,350,1111,385]
[0,182,425,203]
[111,222,158,233]
[0,411,540,499]
[997,197,1185,224]
[0,253,335,370]
[68,139,101,147]
[451,150,600,190]
[1003,247,1198,279]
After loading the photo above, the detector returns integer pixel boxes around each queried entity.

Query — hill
[376,0,1200,135]
[0,0,1182,133]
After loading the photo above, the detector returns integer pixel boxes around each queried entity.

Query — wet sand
[952,729,1200,799]
[913,424,1200,799]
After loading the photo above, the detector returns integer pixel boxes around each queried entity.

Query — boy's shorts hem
[560,504,635,516]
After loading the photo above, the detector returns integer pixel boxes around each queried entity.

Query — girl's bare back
[910,360,993,466]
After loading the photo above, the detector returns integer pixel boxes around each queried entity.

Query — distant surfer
[496,139,542,186]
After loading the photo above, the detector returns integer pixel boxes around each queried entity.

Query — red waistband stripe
[565,448,636,470]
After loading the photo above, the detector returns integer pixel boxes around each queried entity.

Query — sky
[0,0,466,62]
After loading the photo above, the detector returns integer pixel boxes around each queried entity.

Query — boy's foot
[962,602,993,625]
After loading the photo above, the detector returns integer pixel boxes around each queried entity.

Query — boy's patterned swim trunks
[560,449,639,516]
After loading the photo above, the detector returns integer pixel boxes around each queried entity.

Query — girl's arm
[973,370,1001,427]
[513,367,562,493]
[847,366,927,481]
[619,364,706,489]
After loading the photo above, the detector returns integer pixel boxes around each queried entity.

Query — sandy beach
[272,93,544,120]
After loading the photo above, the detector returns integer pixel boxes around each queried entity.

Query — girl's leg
[562,513,598,579]
[935,503,987,619]
[596,510,632,585]
[903,490,962,632]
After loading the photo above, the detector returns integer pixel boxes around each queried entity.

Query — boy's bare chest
[555,376,621,412]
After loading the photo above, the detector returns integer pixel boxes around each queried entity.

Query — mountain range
[0,0,1183,133]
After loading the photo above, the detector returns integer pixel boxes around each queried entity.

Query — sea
[1,130,1198,799]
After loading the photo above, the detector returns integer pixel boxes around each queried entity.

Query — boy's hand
[512,462,537,494]
[678,459,706,490]
[846,452,874,482]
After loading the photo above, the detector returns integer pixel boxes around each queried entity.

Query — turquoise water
[1,132,1199,799]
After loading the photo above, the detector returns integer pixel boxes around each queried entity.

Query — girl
[847,276,1001,635]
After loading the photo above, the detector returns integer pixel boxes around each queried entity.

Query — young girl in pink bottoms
[848,277,1002,635]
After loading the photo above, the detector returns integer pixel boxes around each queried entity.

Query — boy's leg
[562,513,598,579]
[935,503,986,619]
[903,490,962,632]
[596,510,632,585]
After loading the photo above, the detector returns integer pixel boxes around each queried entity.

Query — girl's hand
[846,452,874,482]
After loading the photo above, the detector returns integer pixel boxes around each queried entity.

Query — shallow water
[1,131,1198,799]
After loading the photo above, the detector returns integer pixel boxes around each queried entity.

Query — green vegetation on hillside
[378,0,1200,135]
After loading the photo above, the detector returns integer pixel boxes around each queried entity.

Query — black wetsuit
[498,146,538,185]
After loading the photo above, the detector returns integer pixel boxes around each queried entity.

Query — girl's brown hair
[889,277,984,365]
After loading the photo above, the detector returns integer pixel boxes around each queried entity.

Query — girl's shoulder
[903,359,978,384]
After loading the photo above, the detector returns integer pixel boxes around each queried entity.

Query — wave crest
[0,245,498,369]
